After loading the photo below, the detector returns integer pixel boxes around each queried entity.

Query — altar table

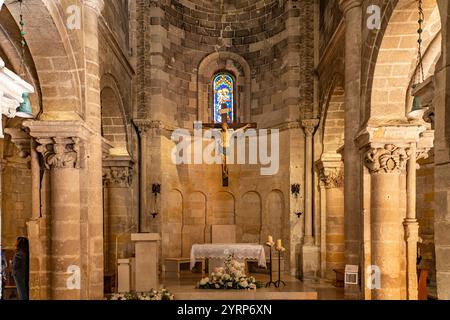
[190,244,267,270]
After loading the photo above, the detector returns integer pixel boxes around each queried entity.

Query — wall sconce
[291,184,301,198]
[151,184,161,218]
[152,184,161,195]
[294,211,303,219]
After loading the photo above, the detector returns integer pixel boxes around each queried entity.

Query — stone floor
[163,272,345,300]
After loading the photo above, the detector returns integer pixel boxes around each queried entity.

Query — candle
[268,235,273,244]
[277,239,282,248]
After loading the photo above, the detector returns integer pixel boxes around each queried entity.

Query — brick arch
[197,51,251,123]
[4,0,82,117]
[365,0,440,120]
[100,74,130,156]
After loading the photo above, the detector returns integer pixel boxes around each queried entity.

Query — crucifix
[200,103,257,187]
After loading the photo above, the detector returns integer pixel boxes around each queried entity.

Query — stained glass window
[213,73,235,124]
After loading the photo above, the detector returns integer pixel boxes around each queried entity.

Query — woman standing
[12,237,29,300]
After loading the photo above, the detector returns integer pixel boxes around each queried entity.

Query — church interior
[0,0,449,301]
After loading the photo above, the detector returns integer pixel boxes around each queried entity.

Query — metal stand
[265,246,276,288]
[274,250,286,288]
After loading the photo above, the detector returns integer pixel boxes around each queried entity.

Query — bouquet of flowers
[197,255,262,290]
[110,288,174,300]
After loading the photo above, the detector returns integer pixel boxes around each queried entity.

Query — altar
[190,244,267,272]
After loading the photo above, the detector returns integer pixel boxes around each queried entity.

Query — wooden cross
[199,103,257,187]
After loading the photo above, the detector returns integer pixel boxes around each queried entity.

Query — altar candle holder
[274,247,286,288]
[265,243,276,288]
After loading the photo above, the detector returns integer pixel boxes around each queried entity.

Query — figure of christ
[200,103,256,187]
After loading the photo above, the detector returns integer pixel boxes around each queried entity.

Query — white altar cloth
[190,244,267,269]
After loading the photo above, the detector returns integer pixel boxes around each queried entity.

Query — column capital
[339,0,362,14]
[82,0,104,16]
[302,119,319,137]
[23,120,93,169]
[36,137,81,169]
[364,144,410,174]
[103,156,134,188]
[317,154,344,189]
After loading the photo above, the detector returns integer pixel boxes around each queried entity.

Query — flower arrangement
[110,288,174,301]
[197,255,262,290]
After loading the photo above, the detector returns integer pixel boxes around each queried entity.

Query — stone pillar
[318,155,345,280]
[37,137,83,300]
[339,0,363,299]
[404,143,419,300]
[434,0,450,301]
[134,120,151,232]
[131,233,160,292]
[302,119,319,245]
[364,144,410,300]
[301,119,320,279]
[81,0,105,299]
[102,158,134,277]
[24,120,92,300]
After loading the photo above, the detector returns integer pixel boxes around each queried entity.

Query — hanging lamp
[408,0,426,120]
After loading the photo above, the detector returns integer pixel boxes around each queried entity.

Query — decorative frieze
[36,137,81,170]
[364,144,410,174]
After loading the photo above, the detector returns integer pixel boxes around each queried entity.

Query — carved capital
[302,119,319,137]
[4,128,31,158]
[82,0,104,15]
[319,167,344,189]
[338,0,362,14]
[364,144,410,174]
[36,137,81,169]
[103,166,132,188]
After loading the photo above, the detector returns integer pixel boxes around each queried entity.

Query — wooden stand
[274,250,286,288]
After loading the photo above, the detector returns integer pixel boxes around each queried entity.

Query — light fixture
[408,0,426,121]
[16,0,35,120]
[291,184,300,198]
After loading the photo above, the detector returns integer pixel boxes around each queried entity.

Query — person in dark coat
[12,237,29,300]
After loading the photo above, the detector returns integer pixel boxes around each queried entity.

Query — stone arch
[162,189,183,258]
[4,1,82,117]
[211,191,235,225]
[236,191,262,243]
[263,190,285,245]
[101,74,130,156]
[365,0,440,120]
[197,51,251,123]
[182,191,207,257]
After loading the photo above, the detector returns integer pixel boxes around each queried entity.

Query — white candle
[277,239,282,248]
[268,235,273,244]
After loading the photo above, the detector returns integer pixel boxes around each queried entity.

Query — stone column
[339,0,363,298]
[37,137,83,300]
[300,119,320,279]
[404,143,419,300]
[81,0,105,299]
[318,155,345,280]
[134,120,153,232]
[103,158,134,277]
[302,119,319,245]
[24,120,92,300]
[364,144,410,300]
[434,0,450,301]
